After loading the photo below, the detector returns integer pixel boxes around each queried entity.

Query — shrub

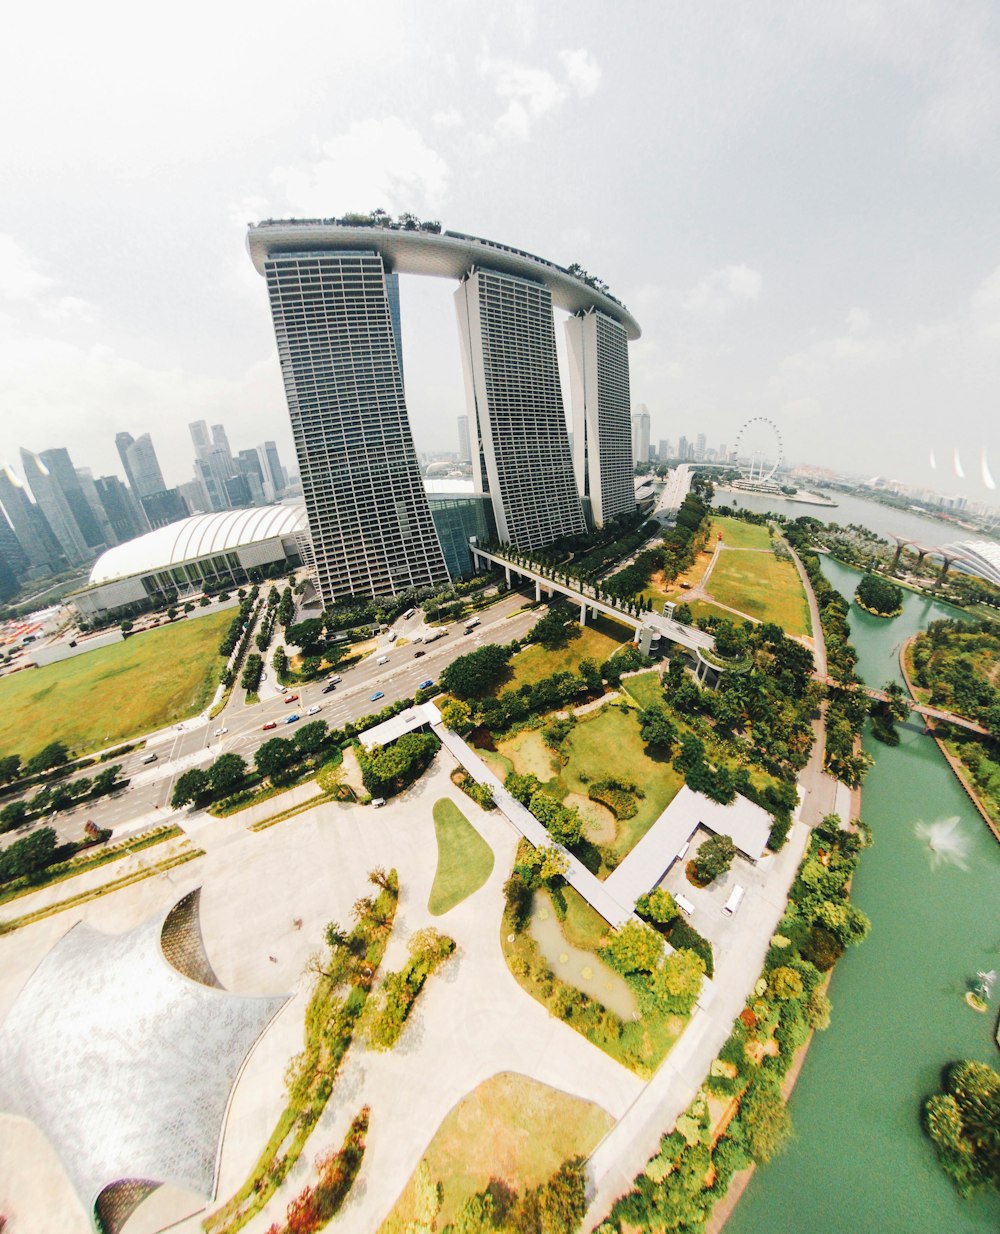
[589,778,641,819]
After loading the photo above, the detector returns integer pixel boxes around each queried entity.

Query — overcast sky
[1,1,998,504]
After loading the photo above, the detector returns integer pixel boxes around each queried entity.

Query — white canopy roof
[89,504,307,585]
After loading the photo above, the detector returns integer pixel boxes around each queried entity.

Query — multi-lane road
[6,592,540,845]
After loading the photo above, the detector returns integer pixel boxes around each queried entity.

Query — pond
[529,894,638,1021]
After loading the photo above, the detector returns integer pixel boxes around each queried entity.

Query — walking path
[582,819,812,1228]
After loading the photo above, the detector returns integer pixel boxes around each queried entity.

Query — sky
[1,0,998,504]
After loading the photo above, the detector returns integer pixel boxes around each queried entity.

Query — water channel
[726,555,1000,1233]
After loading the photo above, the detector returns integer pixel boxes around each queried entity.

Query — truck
[423,627,447,644]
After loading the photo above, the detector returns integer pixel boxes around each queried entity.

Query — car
[326,674,342,684]
[418,678,434,690]
[413,649,426,658]
[306,704,321,716]
[387,631,397,643]
[370,691,385,702]
[141,753,158,765]
[284,693,299,704]
[262,721,277,731]
[213,727,228,737]
[277,685,287,694]
[322,682,337,693]
[285,713,300,724]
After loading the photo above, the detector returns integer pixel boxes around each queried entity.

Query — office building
[258,441,285,499]
[35,449,107,552]
[189,421,212,457]
[456,268,585,549]
[0,505,28,581]
[695,433,706,462]
[94,476,145,543]
[20,448,90,565]
[140,488,189,530]
[177,480,209,516]
[75,468,118,548]
[115,432,166,501]
[658,439,671,461]
[456,415,471,464]
[0,465,64,572]
[678,435,690,462]
[254,245,449,604]
[631,406,651,467]
[566,309,636,528]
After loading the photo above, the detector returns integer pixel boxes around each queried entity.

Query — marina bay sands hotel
[248,220,640,606]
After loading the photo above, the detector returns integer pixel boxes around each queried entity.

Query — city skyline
[0,4,997,505]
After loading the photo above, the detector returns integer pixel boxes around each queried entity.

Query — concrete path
[785,539,827,677]
[582,819,812,1229]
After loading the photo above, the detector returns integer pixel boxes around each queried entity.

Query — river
[720,487,1000,552]
[726,555,1000,1234]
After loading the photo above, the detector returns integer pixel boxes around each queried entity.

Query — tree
[524,845,568,883]
[208,753,247,798]
[0,827,58,884]
[529,791,583,847]
[924,1060,1000,1195]
[440,699,472,732]
[293,720,329,756]
[635,886,679,924]
[255,737,298,782]
[639,705,677,756]
[92,765,122,797]
[530,609,576,650]
[736,1078,793,1164]
[24,741,70,776]
[0,754,22,784]
[693,833,736,883]
[171,768,210,809]
[768,965,804,1000]
[505,770,542,806]
[644,947,706,1015]
[439,644,514,700]
[603,920,664,975]
[0,799,28,832]
[816,898,871,946]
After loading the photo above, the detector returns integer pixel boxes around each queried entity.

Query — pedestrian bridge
[470,544,719,666]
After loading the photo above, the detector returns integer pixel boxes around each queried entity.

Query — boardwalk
[813,674,990,736]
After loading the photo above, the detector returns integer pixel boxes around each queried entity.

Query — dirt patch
[339,746,367,798]
[744,1038,780,1065]
[564,792,616,844]
[498,729,559,783]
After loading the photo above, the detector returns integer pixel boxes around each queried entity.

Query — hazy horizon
[1,1,998,505]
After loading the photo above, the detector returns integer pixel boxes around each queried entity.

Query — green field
[495,703,683,868]
[705,549,811,636]
[508,614,632,687]
[428,799,495,915]
[0,610,232,760]
[620,670,664,711]
[712,514,773,550]
[381,1073,613,1232]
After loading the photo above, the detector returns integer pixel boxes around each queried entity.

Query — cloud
[971,264,1000,338]
[432,108,464,128]
[845,307,871,334]
[684,264,762,319]
[558,48,602,97]
[0,234,93,323]
[480,48,603,141]
[271,117,450,216]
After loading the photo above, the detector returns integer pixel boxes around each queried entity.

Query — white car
[213,727,228,737]
[306,704,321,716]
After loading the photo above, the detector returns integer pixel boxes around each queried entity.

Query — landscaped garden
[428,798,495,915]
[705,547,811,636]
[380,1073,612,1233]
[0,607,233,760]
[507,613,631,687]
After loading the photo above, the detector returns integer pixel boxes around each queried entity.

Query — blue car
[370,691,385,702]
[285,713,300,724]
[419,679,434,690]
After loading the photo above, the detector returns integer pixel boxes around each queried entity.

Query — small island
[854,571,903,618]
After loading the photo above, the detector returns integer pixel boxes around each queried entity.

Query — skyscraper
[115,432,166,504]
[256,246,449,603]
[20,448,89,565]
[94,475,145,543]
[257,441,285,500]
[694,432,706,462]
[456,415,471,464]
[38,449,106,551]
[0,504,28,580]
[658,439,670,461]
[678,435,690,462]
[455,268,585,550]
[75,467,118,548]
[566,309,636,528]
[0,465,64,572]
[189,421,212,457]
[631,406,651,467]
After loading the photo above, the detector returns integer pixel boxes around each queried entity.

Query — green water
[727,557,1000,1233]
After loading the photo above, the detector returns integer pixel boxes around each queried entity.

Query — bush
[589,777,641,819]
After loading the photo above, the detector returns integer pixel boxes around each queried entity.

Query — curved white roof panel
[247,222,641,340]
[941,538,1000,587]
[89,504,307,585]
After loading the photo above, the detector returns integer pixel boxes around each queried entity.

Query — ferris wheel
[734,416,783,485]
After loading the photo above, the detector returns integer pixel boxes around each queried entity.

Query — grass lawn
[428,799,495,915]
[507,614,632,688]
[712,515,772,551]
[620,670,663,711]
[380,1074,613,1233]
[496,703,683,869]
[685,598,751,626]
[0,610,232,760]
[705,549,811,637]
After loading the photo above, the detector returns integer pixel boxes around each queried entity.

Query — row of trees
[0,763,124,833]
[0,740,72,789]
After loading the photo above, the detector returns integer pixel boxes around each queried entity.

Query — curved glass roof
[89,504,307,585]
[941,538,1000,587]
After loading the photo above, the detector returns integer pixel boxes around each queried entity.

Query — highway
[2,591,540,846]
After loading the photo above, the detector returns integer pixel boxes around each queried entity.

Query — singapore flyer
[733,416,783,489]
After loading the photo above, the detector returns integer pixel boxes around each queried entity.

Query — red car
[262,721,277,730]
[284,693,299,704]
